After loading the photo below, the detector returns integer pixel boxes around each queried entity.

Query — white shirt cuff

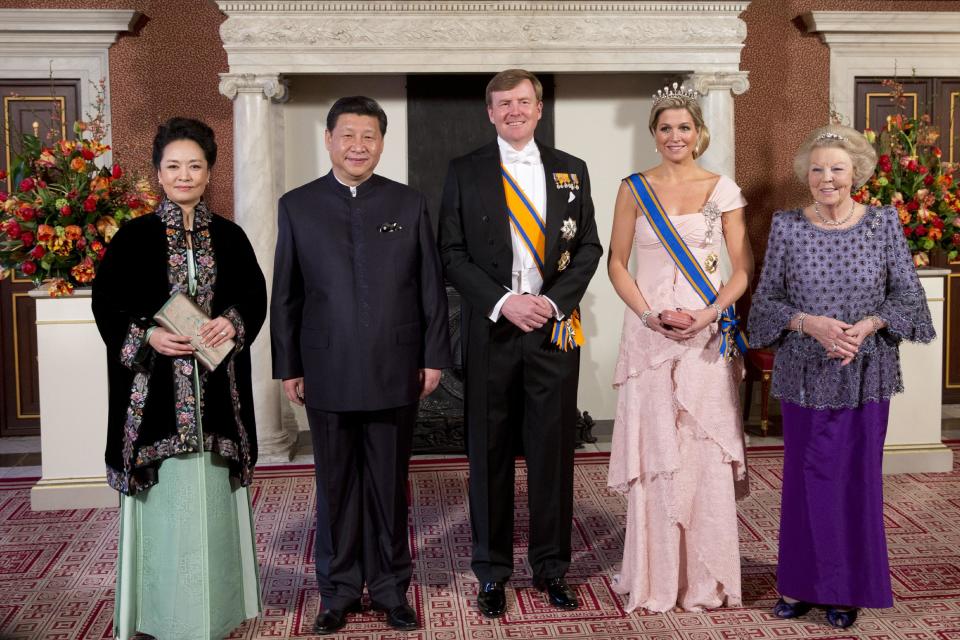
[541,295,563,320]
[488,291,514,321]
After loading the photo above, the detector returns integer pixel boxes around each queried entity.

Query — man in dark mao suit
[271,96,451,635]
[438,69,602,617]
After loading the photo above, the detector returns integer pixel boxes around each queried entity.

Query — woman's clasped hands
[147,317,236,357]
[802,315,878,366]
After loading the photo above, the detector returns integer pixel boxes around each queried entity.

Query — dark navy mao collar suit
[271,170,451,618]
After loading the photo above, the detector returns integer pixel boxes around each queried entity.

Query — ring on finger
[830,342,838,351]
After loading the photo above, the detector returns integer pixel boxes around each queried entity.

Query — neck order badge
[625,173,747,359]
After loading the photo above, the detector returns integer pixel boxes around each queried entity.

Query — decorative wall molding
[0,9,139,162]
[217,2,751,14]
[803,11,960,123]
[217,0,750,74]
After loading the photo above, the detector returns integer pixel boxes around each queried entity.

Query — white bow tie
[502,146,540,166]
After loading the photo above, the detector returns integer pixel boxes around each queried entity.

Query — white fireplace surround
[216,0,752,460]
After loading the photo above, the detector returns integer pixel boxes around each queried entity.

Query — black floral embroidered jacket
[92,200,267,495]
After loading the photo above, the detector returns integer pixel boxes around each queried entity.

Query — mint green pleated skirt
[113,450,261,640]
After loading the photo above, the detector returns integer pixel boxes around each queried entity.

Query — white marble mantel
[215,0,752,459]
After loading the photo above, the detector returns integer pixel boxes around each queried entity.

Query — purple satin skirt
[777,400,894,609]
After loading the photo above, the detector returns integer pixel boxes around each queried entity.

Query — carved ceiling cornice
[216,0,750,74]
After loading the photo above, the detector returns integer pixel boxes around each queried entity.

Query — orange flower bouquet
[0,84,158,295]
[853,79,960,267]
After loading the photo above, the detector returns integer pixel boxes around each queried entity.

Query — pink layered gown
[607,175,748,613]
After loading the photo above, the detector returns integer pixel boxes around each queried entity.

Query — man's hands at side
[501,294,554,332]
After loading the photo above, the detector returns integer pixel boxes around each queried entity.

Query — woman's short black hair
[152,117,218,169]
[326,96,388,135]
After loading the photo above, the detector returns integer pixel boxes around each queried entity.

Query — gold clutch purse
[153,292,235,371]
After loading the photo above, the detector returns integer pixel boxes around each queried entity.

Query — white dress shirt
[489,137,560,321]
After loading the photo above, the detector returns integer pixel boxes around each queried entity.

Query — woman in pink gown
[606,86,753,613]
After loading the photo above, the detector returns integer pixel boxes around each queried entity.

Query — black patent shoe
[826,607,859,628]
[533,576,579,610]
[382,603,419,631]
[772,598,813,619]
[313,600,362,635]
[477,581,507,618]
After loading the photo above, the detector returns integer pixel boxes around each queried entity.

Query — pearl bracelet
[640,310,653,327]
[709,303,722,323]
[795,312,808,336]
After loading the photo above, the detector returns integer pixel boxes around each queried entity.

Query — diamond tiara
[652,82,700,107]
[815,132,846,142]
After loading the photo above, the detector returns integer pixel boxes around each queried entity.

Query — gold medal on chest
[704,252,719,274]
[558,250,571,272]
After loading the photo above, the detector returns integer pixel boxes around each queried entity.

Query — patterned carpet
[2,446,960,639]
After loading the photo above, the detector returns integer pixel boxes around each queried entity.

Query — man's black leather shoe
[477,581,507,618]
[313,600,362,635]
[533,577,579,610]
[381,603,419,631]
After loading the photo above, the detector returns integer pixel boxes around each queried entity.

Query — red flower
[20,261,36,276]
[933,147,943,159]
[76,237,86,250]
[5,220,21,239]
[906,201,919,211]
[20,231,34,247]
[83,195,98,213]
[903,226,912,238]
[879,154,893,173]
[18,206,36,221]
[112,163,123,180]
[932,216,945,229]
[80,147,95,161]
[60,205,72,217]
[18,177,35,192]
[29,245,45,260]
[952,233,960,246]
[916,225,928,236]
[0,192,7,203]
[924,174,935,186]
[0,169,6,180]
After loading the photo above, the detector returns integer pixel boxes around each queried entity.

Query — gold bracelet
[868,315,884,333]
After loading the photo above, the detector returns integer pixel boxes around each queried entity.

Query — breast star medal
[558,217,577,272]
[704,252,719,273]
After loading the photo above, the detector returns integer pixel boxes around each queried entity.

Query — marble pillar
[219,72,294,461]
[687,71,750,179]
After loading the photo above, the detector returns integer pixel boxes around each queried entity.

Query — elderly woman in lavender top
[748,124,935,629]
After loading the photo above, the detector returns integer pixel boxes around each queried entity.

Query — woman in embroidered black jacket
[92,118,266,640]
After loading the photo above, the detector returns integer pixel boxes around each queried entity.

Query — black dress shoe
[533,577,579,610]
[313,600,362,635]
[825,607,859,628]
[772,598,813,619]
[477,581,507,618]
[381,603,419,631]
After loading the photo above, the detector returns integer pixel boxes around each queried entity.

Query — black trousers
[465,319,579,584]
[307,404,416,609]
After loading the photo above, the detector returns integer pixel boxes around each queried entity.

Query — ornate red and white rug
[2,447,960,639]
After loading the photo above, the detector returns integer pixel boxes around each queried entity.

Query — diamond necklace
[813,199,855,227]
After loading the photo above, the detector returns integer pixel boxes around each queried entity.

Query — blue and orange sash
[625,173,747,359]
[501,164,583,351]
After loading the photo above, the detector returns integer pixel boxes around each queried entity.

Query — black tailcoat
[437,140,602,582]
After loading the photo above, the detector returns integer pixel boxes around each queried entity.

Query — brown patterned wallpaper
[0,0,232,216]
[737,0,954,265]
[2,0,957,239]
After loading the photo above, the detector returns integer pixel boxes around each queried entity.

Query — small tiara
[815,132,845,142]
[652,82,699,107]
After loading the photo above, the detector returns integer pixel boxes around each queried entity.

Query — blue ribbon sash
[625,173,747,359]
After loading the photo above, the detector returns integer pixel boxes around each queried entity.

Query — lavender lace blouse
[747,205,935,409]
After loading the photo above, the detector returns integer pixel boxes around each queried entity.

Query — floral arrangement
[0,82,158,295]
[852,79,960,266]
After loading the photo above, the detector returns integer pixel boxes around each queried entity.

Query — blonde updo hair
[793,124,877,188]
[648,95,711,159]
